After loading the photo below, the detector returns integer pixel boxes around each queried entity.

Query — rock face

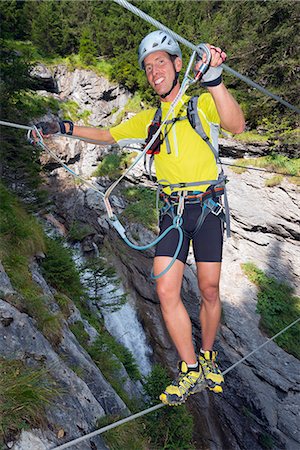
[44,148,299,449]
[0,256,133,449]
[2,64,299,450]
[53,65,131,127]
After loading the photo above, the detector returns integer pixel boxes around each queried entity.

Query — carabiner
[194,43,211,81]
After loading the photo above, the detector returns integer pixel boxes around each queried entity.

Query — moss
[242,262,300,358]
[265,175,284,187]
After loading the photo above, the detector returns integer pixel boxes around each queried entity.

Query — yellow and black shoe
[199,350,224,393]
[159,361,205,406]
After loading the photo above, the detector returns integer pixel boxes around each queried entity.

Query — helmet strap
[160,71,179,99]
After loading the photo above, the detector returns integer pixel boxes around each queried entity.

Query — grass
[242,262,300,358]
[97,364,196,450]
[0,357,59,443]
[92,151,138,180]
[265,175,284,187]
[121,186,158,231]
[112,94,143,126]
[96,415,148,450]
[59,99,91,124]
[0,184,63,346]
[234,131,269,143]
[231,154,300,186]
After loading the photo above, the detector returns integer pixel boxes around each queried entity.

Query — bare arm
[208,83,245,134]
[67,124,116,144]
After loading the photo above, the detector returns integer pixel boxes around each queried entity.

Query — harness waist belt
[160,187,224,203]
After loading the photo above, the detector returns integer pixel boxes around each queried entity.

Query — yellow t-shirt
[110,93,220,194]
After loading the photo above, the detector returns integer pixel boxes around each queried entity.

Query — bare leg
[154,256,197,364]
[197,262,222,351]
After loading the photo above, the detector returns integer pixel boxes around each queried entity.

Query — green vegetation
[143,365,195,450]
[0,184,63,346]
[96,415,148,450]
[265,175,284,187]
[0,357,59,443]
[112,94,144,126]
[71,326,141,407]
[234,131,269,144]
[67,221,94,242]
[242,262,300,358]
[99,364,195,450]
[258,432,275,450]
[79,28,98,66]
[122,186,158,231]
[93,151,137,179]
[231,154,300,186]
[2,1,299,132]
[40,237,141,395]
[59,99,91,124]
[41,237,84,302]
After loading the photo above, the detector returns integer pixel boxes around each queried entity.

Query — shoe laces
[173,361,198,388]
[200,351,220,375]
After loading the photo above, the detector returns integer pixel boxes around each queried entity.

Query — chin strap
[160,71,180,99]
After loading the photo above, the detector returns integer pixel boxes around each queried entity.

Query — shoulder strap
[187,96,219,163]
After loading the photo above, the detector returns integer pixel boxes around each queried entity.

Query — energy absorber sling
[145,95,231,237]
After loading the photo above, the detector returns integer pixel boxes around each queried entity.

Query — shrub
[93,152,137,180]
[242,262,300,358]
[121,186,158,231]
[143,365,195,450]
[41,237,84,302]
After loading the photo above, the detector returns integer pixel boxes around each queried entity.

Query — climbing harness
[145,94,231,241]
[50,315,300,450]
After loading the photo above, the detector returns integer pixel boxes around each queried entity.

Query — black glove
[35,119,74,135]
[34,120,60,135]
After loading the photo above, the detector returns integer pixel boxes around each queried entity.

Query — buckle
[206,199,223,216]
[211,203,223,216]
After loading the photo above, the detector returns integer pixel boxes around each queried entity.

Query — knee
[199,284,219,304]
[156,282,179,310]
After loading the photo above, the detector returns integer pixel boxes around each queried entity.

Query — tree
[79,28,97,66]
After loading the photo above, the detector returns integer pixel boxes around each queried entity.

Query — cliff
[1,64,299,450]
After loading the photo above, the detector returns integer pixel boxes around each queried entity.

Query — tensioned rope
[113,0,300,114]
[51,316,300,450]
[1,120,299,181]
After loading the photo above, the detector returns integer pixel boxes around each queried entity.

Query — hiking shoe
[198,350,224,393]
[159,361,205,406]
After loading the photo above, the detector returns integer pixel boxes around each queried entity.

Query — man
[34,30,245,406]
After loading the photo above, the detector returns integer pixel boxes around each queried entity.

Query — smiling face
[144,51,182,101]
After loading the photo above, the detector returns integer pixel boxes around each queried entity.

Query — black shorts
[155,202,224,263]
